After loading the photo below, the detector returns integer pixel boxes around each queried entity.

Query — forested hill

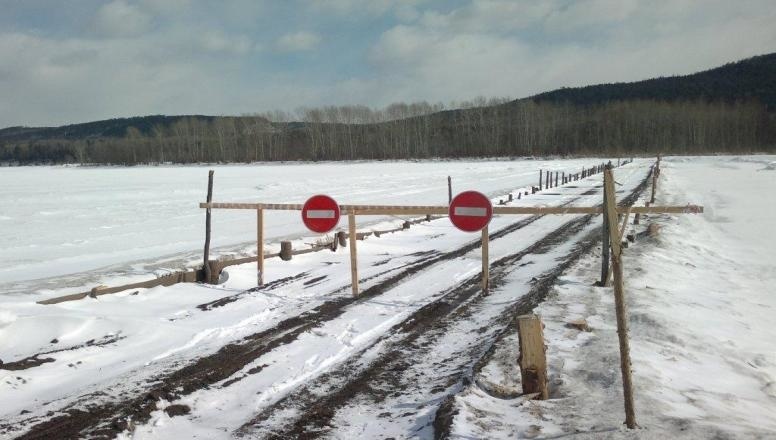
[531,53,776,110]
[2,53,775,164]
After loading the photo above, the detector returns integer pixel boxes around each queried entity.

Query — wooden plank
[517,314,548,399]
[481,226,489,292]
[603,168,637,429]
[200,202,702,216]
[348,211,359,297]
[257,208,264,286]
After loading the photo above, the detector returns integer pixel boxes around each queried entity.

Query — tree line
[1,97,774,165]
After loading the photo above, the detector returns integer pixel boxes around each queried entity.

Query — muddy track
[238,174,649,439]
[433,174,649,440]
[237,213,600,439]
[12,194,584,440]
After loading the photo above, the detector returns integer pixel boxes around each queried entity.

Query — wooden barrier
[40,158,700,305]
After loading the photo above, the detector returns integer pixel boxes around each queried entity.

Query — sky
[1,0,775,128]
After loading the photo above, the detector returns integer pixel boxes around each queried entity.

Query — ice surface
[0,159,603,294]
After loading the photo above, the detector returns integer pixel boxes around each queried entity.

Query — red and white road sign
[302,194,341,233]
[449,191,493,232]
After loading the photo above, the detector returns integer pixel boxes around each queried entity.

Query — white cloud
[362,0,776,106]
[275,31,322,52]
[1,0,775,128]
[197,30,256,54]
[92,0,152,37]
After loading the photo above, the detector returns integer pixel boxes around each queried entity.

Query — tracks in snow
[10,166,648,439]
[11,190,582,440]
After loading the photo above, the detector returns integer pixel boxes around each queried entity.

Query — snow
[2,156,773,439]
[449,155,776,439]
[0,158,602,296]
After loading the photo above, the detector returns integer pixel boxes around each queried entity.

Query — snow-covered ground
[449,155,776,439]
[0,157,634,439]
[0,158,601,297]
[1,156,773,440]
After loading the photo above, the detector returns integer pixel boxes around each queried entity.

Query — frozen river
[0,158,605,295]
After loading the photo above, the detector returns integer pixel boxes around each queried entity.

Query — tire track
[237,172,648,439]
[11,192,586,440]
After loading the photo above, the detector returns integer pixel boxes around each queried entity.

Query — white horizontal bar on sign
[306,210,336,219]
[454,206,488,217]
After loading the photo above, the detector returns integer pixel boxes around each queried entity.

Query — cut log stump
[517,314,549,399]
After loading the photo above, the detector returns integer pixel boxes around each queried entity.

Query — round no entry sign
[449,191,493,232]
[302,194,341,233]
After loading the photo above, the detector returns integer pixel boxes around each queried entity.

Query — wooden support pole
[348,212,359,297]
[650,166,658,203]
[517,314,548,399]
[448,176,453,204]
[539,169,543,190]
[481,226,489,292]
[203,170,214,284]
[555,172,559,187]
[256,208,264,285]
[604,168,637,429]
[600,181,611,287]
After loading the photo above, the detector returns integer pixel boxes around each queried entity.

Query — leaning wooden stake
[604,167,637,429]
[203,170,214,284]
[448,176,453,204]
[348,211,359,297]
[517,314,548,399]
[481,226,489,292]
[256,208,264,285]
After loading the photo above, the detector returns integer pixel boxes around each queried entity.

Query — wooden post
[650,160,659,203]
[448,176,453,204]
[562,172,565,184]
[348,212,359,297]
[539,169,543,190]
[256,208,264,285]
[618,206,632,244]
[481,226,489,292]
[555,172,559,187]
[280,241,293,261]
[517,314,548,399]
[337,231,347,247]
[203,170,214,284]
[603,168,637,429]
[600,181,611,287]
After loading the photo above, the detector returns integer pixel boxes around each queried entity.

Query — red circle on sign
[302,194,341,233]
[449,191,493,232]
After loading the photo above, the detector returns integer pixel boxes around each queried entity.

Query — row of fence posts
[537,158,632,192]
[521,156,656,430]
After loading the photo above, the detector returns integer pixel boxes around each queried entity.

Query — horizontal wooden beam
[200,202,703,215]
